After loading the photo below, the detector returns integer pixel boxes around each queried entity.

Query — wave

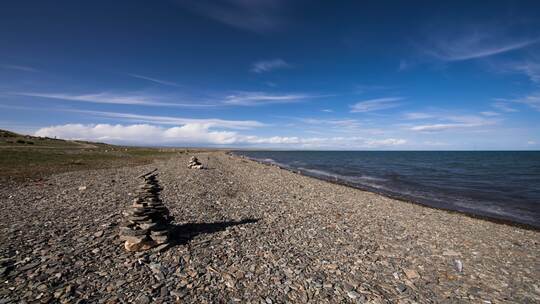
[296,167,390,191]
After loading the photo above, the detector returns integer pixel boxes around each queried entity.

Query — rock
[187,156,204,169]
[118,170,172,252]
[148,263,163,274]
[224,274,236,288]
[77,186,87,191]
[120,227,149,236]
[396,284,407,293]
[403,268,420,280]
[347,290,361,299]
[151,235,168,244]
[93,230,104,238]
[120,234,149,243]
[137,295,150,304]
[454,259,463,273]
[171,290,185,299]
[152,243,170,252]
[125,240,155,252]
[53,289,63,298]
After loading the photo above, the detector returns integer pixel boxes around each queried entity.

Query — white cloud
[0,64,38,72]
[425,30,539,61]
[410,115,496,132]
[514,93,540,111]
[251,59,290,73]
[321,109,333,112]
[128,74,181,87]
[411,123,471,132]
[34,123,407,149]
[492,101,518,112]
[181,0,286,32]
[35,123,240,145]
[398,60,412,71]
[350,97,403,113]
[489,59,540,85]
[480,111,500,116]
[298,118,362,129]
[74,110,265,129]
[223,91,313,106]
[241,135,407,148]
[423,140,449,146]
[365,138,407,146]
[244,136,406,148]
[508,61,540,84]
[13,92,214,107]
[12,90,319,108]
[528,140,536,145]
[403,112,434,120]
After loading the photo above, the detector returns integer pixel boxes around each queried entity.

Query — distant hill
[0,129,111,148]
[0,128,197,182]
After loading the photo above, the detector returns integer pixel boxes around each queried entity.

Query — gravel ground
[1,152,539,303]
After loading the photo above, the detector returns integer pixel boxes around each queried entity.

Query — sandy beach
[1,151,539,303]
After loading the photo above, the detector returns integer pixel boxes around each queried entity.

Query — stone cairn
[119,169,172,251]
[187,156,204,169]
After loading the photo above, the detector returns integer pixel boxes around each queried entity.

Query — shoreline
[231,152,540,232]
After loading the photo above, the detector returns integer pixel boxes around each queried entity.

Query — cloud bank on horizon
[0,0,539,150]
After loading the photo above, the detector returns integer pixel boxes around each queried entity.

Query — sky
[1,0,540,150]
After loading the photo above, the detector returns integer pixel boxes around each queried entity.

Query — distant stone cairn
[119,169,172,251]
[187,156,204,169]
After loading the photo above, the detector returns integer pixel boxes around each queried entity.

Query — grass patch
[0,146,184,182]
[0,129,216,183]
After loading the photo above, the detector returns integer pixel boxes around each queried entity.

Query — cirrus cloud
[350,97,403,113]
[409,115,497,132]
[224,91,315,106]
[251,59,290,73]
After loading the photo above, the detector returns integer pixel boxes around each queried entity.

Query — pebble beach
[1,151,539,303]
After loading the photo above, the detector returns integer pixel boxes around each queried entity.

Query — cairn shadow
[168,218,260,246]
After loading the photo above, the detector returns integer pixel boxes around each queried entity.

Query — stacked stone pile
[119,169,172,251]
[187,156,204,169]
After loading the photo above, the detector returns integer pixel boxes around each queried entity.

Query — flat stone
[139,222,163,230]
[120,234,149,243]
[120,227,149,236]
[125,240,156,252]
[454,259,463,273]
[396,284,407,293]
[126,209,153,216]
[347,290,361,299]
[403,268,420,280]
[151,235,169,244]
[150,229,168,236]
[137,295,150,304]
[128,215,150,221]
[153,243,170,252]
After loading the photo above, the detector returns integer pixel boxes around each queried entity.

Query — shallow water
[236,151,540,228]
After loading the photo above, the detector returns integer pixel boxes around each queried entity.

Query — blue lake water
[236,151,540,228]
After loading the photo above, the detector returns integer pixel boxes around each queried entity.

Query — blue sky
[1,0,539,150]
